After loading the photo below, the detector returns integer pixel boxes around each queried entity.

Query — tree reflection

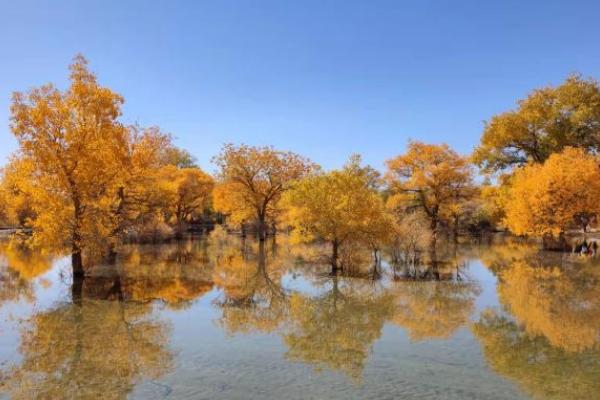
[2,299,172,400]
[390,279,479,341]
[0,241,54,306]
[494,257,600,353]
[472,245,600,399]
[283,277,394,380]
[117,241,214,308]
[473,310,600,400]
[213,240,288,335]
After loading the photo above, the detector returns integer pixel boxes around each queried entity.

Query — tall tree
[212,144,313,241]
[9,55,128,276]
[386,141,475,243]
[474,75,600,172]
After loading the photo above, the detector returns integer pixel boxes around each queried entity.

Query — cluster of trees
[0,56,214,276]
[474,75,600,249]
[2,56,600,278]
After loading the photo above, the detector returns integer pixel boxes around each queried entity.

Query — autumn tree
[282,156,389,273]
[107,126,174,246]
[386,141,475,243]
[8,55,129,276]
[474,75,600,173]
[212,144,313,241]
[504,147,600,249]
[158,165,214,236]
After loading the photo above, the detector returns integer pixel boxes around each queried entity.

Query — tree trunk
[331,239,339,274]
[71,190,85,279]
[257,215,267,242]
[72,249,84,279]
[430,212,439,248]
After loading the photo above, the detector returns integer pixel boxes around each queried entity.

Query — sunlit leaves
[504,147,600,237]
[474,74,600,172]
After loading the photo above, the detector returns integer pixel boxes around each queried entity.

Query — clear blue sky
[1,0,599,172]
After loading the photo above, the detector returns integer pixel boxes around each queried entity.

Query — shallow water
[1,236,599,399]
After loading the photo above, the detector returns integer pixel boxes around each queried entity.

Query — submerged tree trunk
[71,272,83,304]
[542,233,569,252]
[257,214,267,242]
[72,250,84,278]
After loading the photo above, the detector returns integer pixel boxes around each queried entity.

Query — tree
[503,147,600,248]
[386,141,475,244]
[8,55,129,276]
[212,144,313,241]
[160,146,197,169]
[282,157,389,273]
[158,166,214,236]
[474,75,600,173]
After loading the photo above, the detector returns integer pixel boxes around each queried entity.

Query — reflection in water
[213,240,288,335]
[86,240,214,308]
[1,236,600,398]
[2,300,172,400]
[0,242,53,306]
[474,241,600,399]
[496,258,600,352]
[284,277,394,380]
[473,310,600,400]
[391,279,479,341]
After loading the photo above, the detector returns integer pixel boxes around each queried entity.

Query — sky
[1,0,600,172]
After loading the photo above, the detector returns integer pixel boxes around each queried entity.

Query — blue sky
[1,0,599,172]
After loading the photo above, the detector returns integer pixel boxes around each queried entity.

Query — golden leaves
[504,147,600,237]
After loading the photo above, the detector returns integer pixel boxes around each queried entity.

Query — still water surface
[0,235,599,399]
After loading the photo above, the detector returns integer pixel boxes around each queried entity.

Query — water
[0,235,599,399]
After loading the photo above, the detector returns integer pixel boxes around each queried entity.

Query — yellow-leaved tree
[474,75,600,173]
[504,147,600,249]
[8,55,129,276]
[281,156,389,273]
[157,165,214,236]
[212,144,313,241]
[386,141,475,244]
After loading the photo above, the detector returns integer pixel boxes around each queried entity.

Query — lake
[1,234,599,399]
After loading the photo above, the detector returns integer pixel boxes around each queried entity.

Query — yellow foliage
[7,55,129,259]
[386,141,475,237]
[504,147,600,237]
[282,157,389,266]
[212,144,314,238]
[474,74,600,172]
